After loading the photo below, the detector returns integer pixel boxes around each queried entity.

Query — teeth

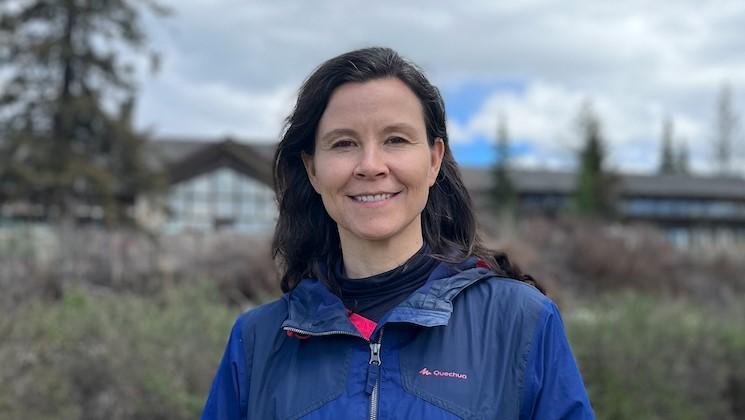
[353,193,393,202]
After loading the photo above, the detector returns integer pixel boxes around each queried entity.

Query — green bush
[3,280,744,419]
[567,294,745,420]
[0,282,238,420]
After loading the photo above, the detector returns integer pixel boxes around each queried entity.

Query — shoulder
[447,270,558,350]
[233,296,289,339]
[460,271,553,319]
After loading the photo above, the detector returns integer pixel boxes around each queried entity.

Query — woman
[202,47,594,420]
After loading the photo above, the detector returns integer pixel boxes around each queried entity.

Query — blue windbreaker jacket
[201,259,594,419]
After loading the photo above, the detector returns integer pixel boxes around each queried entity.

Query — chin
[352,229,398,242]
[339,217,422,245]
[343,222,404,241]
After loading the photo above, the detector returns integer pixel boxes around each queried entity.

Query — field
[1,220,743,419]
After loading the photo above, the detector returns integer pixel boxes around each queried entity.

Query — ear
[428,138,445,187]
[301,152,320,193]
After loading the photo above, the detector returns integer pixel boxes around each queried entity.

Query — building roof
[622,173,745,199]
[146,138,212,164]
[461,168,577,194]
[461,167,745,201]
[150,138,277,186]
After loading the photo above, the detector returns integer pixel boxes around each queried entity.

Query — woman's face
[303,77,444,250]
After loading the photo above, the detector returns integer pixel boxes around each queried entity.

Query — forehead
[316,78,426,136]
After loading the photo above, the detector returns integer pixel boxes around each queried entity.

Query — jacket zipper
[285,325,384,419]
[283,326,361,338]
[367,328,384,420]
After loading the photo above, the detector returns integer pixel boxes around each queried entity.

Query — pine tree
[675,139,690,175]
[0,0,168,225]
[491,114,516,214]
[573,101,616,219]
[714,82,739,176]
[659,117,676,174]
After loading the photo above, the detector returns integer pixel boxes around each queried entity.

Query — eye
[331,139,356,149]
[386,136,410,145]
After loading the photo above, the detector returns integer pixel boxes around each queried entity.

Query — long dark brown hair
[273,47,540,293]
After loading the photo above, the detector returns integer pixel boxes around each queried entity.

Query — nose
[353,145,389,179]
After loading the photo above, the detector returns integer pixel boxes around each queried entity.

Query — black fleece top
[334,244,439,322]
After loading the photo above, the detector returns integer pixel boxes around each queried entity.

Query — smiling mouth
[350,192,399,203]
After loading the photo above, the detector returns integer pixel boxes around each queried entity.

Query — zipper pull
[369,342,381,365]
[365,342,382,395]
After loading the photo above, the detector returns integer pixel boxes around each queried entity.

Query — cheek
[404,161,436,191]
[317,151,352,175]
[310,157,336,189]
[312,165,347,213]
[314,168,343,194]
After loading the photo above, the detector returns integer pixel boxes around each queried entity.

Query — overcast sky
[135,0,745,174]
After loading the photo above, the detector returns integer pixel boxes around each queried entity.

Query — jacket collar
[281,258,492,336]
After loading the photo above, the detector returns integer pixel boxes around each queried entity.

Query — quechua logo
[418,368,432,376]
[418,367,467,380]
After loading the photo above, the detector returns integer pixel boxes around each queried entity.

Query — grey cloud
[134,0,745,171]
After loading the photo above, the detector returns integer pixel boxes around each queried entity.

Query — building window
[164,167,277,234]
[624,197,745,220]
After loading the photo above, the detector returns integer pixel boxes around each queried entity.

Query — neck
[339,233,424,279]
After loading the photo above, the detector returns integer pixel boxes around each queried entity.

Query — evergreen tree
[491,113,516,214]
[573,101,616,219]
[675,139,690,175]
[0,0,167,225]
[714,82,739,176]
[659,117,676,174]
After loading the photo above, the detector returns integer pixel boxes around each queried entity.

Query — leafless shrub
[0,225,280,311]
[479,216,745,305]
[157,231,280,305]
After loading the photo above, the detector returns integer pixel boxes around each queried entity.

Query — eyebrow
[382,123,418,135]
[319,123,420,144]
[318,128,358,145]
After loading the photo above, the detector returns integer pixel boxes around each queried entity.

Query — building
[144,138,277,234]
[461,167,745,248]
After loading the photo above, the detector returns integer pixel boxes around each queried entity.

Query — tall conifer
[491,113,516,215]
[659,117,676,174]
[574,101,616,219]
[713,83,738,176]
[0,0,167,225]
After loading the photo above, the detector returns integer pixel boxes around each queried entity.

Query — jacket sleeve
[520,301,595,420]
[201,317,251,420]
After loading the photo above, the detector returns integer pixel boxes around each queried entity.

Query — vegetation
[0,282,238,420]
[675,139,690,175]
[0,226,279,313]
[490,114,516,215]
[573,102,617,219]
[0,0,168,225]
[569,294,745,420]
[2,223,744,418]
[658,117,690,175]
[659,117,676,174]
[713,82,739,176]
